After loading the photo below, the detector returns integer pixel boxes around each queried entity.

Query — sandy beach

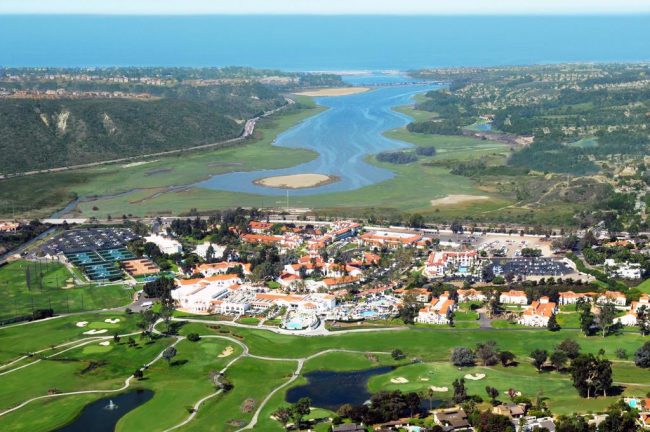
[254,173,338,189]
[294,87,369,97]
[431,194,489,206]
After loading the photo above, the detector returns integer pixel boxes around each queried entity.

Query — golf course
[1,310,650,431]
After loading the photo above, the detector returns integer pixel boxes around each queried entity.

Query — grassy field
[116,338,244,431]
[0,335,171,414]
[636,278,650,294]
[0,260,134,320]
[2,316,650,431]
[0,98,323,219]
[0,312,141,364]
[179,357,296,432]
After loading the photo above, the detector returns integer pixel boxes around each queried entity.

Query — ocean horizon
[1,15,650,69]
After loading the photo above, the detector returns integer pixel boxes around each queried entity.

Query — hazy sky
[2,0,650,15]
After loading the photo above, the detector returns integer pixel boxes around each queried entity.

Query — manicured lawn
[637,278,650,294]
[179,357,296,432]
[1,393,102,432]
[0,336,171,413]
[179,323,650,368]
[0,260,134,321]
[0,311,141,364]
[236,317,260,325]
[366,361,621,415]
[302,351,397,374]
[117,338,244,431]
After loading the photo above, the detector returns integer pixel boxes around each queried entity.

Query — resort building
[193,242,226,260]
[558,291,595,305]
[424,250,479,278]
[358,230,422,249]
[518,296,557,327]
[240,233,282,245]
[248,221,273,233]
[144,234,183,255]
[321,275,361,290]
[394,287,431,303]
[457,288,488,303]
[0,221,19,232]
[194,261,250,277]
[615,294,650,326]
[500,290,528,305]
[596,291,627,307]
[415,291,456,325]
[604,259,643,279]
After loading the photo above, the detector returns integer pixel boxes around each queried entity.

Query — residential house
[493,403,526,420]
[432,407,472,431]
[520,416,555,432]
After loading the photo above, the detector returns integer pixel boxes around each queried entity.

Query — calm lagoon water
[55,390,154,432]
[286,366,394,411]
[197,81,439,196]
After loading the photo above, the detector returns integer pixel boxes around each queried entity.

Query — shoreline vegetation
[293,87,370,97]
[253,173,340,189]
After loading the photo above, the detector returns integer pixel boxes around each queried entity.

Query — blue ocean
[0,15,649,69]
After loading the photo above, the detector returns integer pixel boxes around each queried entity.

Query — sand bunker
[218,346,234,358]
[99,341,110,346]
[419,377,430,381]
[83,329,108,335]
[430,386,449,392]
[75,321,89,328]
[430,195,489,207]
[254,174,338,189]
[464,373,486,381]
[294,87,369,97]
[504,390,522,396]
[390,377,409,384]
[104,318,121,324]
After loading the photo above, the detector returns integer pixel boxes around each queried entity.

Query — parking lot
[35,228,139,256]
[489,257,574,277]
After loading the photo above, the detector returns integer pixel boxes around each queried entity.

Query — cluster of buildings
[415,291,456,325]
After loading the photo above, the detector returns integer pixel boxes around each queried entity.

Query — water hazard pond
[286,366,394,411]
[55,389,154,432]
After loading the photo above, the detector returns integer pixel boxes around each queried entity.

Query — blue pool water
[197,82,439,195]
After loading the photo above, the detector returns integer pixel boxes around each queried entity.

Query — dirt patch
[207,162,243,168]
[294,87,369,97]
[430,194,489,206]
[254,173,339,189]
[241,398,256,413]
[145,168,173,176]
